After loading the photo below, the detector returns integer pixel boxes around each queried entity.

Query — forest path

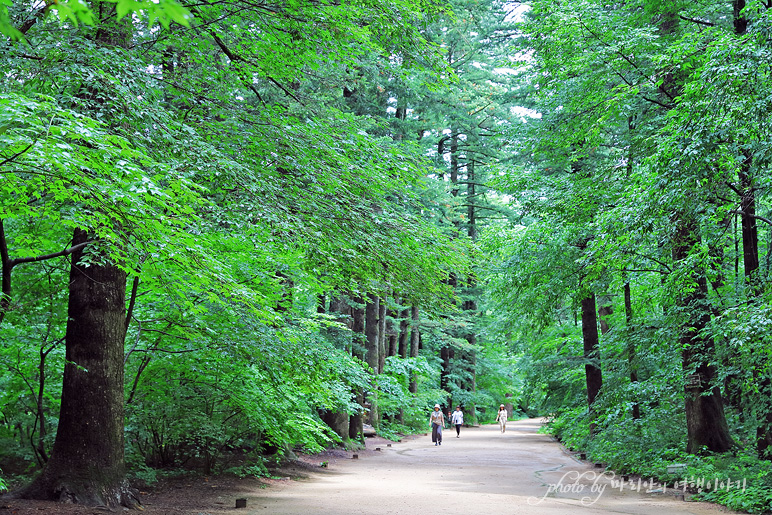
[237,418,741,514]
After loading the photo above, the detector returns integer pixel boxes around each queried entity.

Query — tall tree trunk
[378,297,387,374]
[463,162,479,424]
[581,294,603,411]
[15,12,138,504]
[624,282,640,420]
[738,157,760,292]
[349,295,366,442]
[673,217,734,453]
[18,229,139,507]
[409,305,420,394]
[440,345,453,407]
[450,129,460,198]
[398,307,410,358]
[467,161,478,240]
[467,348,478,425]
[733,81,770,460]
[319,295,351,441]
[364,293,380,427]
[462,280,479,425]
[365,293,380,372]
[351,295,366,361]
[386,308,398,358]
[648,0,732,454]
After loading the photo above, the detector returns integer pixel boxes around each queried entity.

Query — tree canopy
[3,0,772,512]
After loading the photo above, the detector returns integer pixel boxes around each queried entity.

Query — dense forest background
[2,0,772,512]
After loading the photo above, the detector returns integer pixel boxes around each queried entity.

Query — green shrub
[685,451,772,514]
[696,484,772,515]
[223,459,272,479]
[126,462,159,489]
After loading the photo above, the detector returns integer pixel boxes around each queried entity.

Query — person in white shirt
[430,404,445,446]
[451,406,464,438]
[495,404,508,433]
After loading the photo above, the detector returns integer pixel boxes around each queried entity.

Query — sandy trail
[238,419,742,514]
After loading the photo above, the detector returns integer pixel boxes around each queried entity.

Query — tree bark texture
[19,229,139,508]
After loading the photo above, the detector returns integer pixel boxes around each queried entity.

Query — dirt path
[0,419,745,514]
[235,419,741,515]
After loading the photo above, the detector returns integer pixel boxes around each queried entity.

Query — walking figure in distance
[451,406,464,438]
[495,404,508,433]
[430,404,445,446]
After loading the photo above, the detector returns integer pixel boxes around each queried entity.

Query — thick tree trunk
[13,10,140,507]
[673,217,734,454]
[462,338,479,426]
[321,410,350,442]
[17,229,139,508]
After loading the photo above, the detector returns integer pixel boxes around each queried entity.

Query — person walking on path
[451,406,464,438]
[430,404,445,445]
[495,404,508,433]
